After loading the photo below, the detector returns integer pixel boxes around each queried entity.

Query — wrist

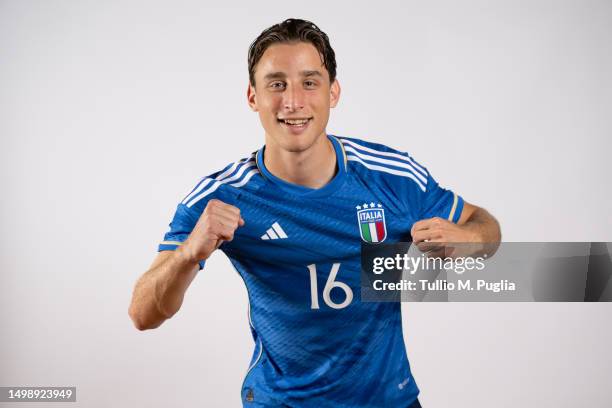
[175,242,205,266]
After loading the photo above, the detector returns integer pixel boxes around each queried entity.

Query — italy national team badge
[356,203,387,243]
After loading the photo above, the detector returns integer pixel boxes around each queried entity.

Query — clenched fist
[181,199,245,263]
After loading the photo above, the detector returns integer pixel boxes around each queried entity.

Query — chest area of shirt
[226,187,414,265]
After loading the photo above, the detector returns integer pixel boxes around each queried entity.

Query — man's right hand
[180,199,245,263]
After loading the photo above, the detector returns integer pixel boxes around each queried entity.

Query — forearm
[129,247,200,330]
[460,207,501,256]
[462,207,501,242]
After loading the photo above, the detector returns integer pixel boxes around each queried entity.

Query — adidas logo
[261,222,288,240]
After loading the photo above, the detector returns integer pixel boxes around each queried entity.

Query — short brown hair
[247,18,337,86]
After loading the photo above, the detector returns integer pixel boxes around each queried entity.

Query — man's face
[247,42,340,153]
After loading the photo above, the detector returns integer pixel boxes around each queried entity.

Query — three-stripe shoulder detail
[182,154,259,208]
[339,137,428,192]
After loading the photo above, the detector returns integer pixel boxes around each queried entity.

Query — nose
[283,84,305,112]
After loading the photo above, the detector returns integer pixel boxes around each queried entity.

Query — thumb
[214,238,224,249]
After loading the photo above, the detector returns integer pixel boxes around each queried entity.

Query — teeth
[284,119,309,125]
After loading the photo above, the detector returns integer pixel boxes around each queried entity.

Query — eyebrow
[263,70,324,81]
[302,70,323,78]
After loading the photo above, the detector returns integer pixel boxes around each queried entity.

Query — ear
[330,79,341,108]
[247,82,258,112]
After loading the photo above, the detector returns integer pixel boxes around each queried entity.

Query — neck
[264,134,337,189]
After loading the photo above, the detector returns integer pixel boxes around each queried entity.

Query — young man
[129,19,501,407]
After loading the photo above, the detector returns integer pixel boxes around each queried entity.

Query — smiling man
[129,19,501,407]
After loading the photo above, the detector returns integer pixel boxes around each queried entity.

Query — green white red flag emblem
[356,203,387,243]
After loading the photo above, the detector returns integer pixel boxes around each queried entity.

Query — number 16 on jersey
[307,263,353,310]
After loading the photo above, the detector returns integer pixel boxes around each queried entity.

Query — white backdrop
[1,0,611,407]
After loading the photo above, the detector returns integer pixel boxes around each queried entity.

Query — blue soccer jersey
[159,135,464,407]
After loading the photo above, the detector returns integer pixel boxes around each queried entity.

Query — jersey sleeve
[158,203,206,270]
[419,170,464,223]
[156,158,248,270]
[339,136,464,224]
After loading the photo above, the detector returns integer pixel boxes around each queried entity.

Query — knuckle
[208,199,223,209]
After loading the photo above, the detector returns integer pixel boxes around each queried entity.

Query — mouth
[277,117,313,128]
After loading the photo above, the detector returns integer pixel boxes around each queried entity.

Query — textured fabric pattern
[159,135,463,407]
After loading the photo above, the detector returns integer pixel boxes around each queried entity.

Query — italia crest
[356,202,387,243]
